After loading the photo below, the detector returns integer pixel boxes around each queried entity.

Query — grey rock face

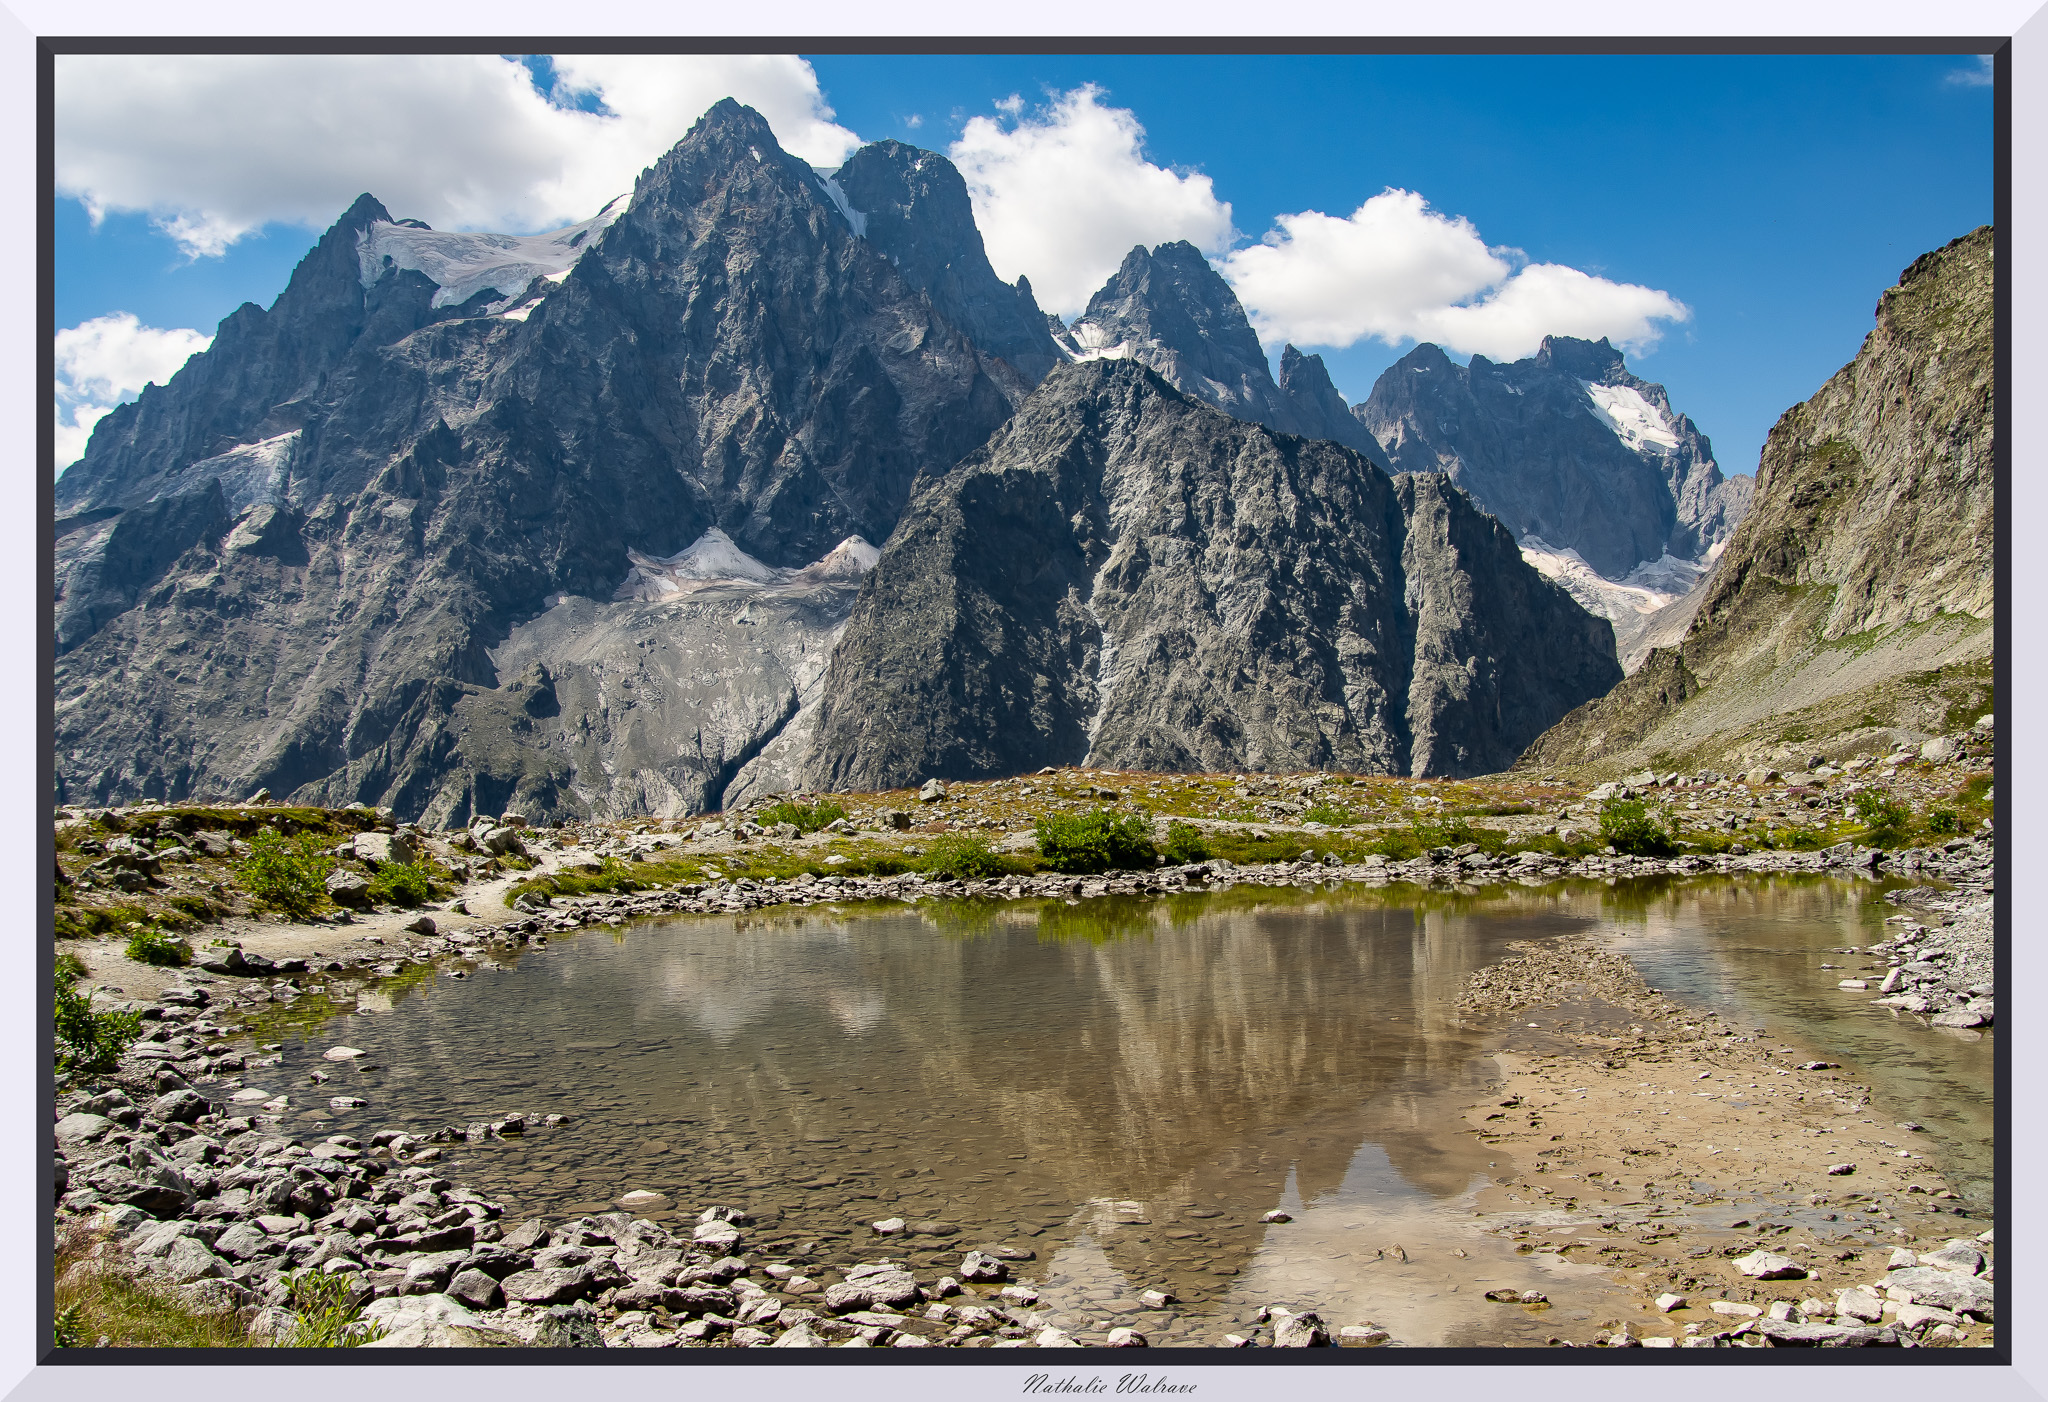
[51,101,1022,817]
[1057,241,1385,457]
[1355,336,1749,577]
[832,140,1062,384]
[804,360,1618,788]
[1277,344,1386,457]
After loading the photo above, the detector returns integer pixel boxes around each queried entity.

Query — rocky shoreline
[1453,936,1995,1349]
[52,816,1996,1349]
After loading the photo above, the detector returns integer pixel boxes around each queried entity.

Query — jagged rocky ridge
[53,102,1044,821]
[1356,336,1753,670]
[1052,240,1387,459]
[1518,227,1995,775]
[54,98,1635,819]
[803,359,1621,789]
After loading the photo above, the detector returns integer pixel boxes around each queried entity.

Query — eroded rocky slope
[52,103,1030,820]
[1518,227,1995,775]
[803,360,1620,789]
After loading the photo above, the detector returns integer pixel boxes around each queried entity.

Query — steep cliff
[1518,227,1995,774]
[1355,335,1751,578]
[803,359,1619,789]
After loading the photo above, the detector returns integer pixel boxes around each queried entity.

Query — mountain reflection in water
[271,875,1984,1339]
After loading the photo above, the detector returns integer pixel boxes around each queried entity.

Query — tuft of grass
[123,926,190,967]
[51,1231,252,1349]
[1598,799,1678,857]
[1034,810,1157,874]
[1923,806,1964,837]
[756,799,850,835]
[1851,790,1914,848]
[234,830,333,919]
[919,832,1011,880]
[1301,803,1358,826]
[280,1269,383,1348]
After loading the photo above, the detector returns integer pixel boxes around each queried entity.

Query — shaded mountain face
[1054,240,1387,459]
[831,139,1062,384]
[1518,227,1994,775]
[802,359,1620,789]
[51,101,1027,818]
[1354,336,1750,579]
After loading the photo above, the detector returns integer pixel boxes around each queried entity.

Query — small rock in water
[693,1220,743,1252]
[1260,1210,1292,1224]
[1654,1293,1686,1313]
[958,1251,1008,1283]
[617,1190,669,1211]
[1139,1289,1175,1308]
[1269,1308,1329,1347]
[328,1096,367,1110]
[871,1217,906,1236]
[1105,1327,1148,1347]
[323,1046,366,1062]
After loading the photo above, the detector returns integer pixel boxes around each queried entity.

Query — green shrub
[123,927,190,967]
[1599,799,1678,857]
[1162,821,1212,864]
[365,861,435,908]
[235,830,333,918]
[1034,810,1157,874]
[1852,790,1913,846]
[281,1269,382,1348]
[758,799,849,834]
[1301,803,1357,826]
[1924,806,1964,836]
[920,832,1009,880]
[54,963,141,1078]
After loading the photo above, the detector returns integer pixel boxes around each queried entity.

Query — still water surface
[261,874,1991,1345]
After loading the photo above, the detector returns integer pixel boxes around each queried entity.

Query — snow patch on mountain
[1583,381,1680,455]
[356,197,627,310]
[171,431,299,513]
[1054,319,1135,363]
[1521,535,1709,622]
[811,169,867,237]
[615,528,878,602]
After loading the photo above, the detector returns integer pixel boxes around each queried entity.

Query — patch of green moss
[53,903,152,941]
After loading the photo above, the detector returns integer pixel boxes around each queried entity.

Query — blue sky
[54,51,1993,481]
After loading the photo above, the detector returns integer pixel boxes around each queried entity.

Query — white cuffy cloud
[1220,188,1689,361]
[54,314,213,471]
[55,54,860,257]
[948,85,1235,317]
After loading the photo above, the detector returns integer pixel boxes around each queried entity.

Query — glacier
[614,528,878,602]
[1582,380,1681,455]
[355,197,627,310]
